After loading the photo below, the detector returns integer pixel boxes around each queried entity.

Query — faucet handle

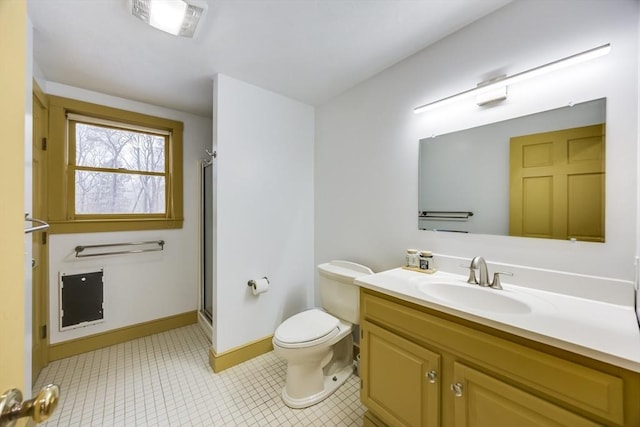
[460,264,477,284]
[490,271,513,290]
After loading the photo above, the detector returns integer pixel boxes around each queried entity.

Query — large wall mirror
[419,98,606,242]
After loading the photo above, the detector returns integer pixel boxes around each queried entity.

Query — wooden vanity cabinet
[451,362,599,427]
[359,288,640,427]
[360,321,440,426]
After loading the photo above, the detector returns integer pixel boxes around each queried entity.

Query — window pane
[75,171,166,214]
[75,123,165,173]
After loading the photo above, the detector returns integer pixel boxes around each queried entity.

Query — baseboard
[49,311,198,361]
[209,335,273,373]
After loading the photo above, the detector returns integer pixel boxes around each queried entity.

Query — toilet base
[281,363,354,409]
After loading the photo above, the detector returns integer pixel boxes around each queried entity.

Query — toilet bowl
[273,261,374,408]
[273,309,353,408]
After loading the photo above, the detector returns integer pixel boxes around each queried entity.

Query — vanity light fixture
[130,0,207,38]
[474,77,508,106]
[414,43,611,114]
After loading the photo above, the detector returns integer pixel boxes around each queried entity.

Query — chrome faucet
[466,256,512,290]
[469,256,490,286]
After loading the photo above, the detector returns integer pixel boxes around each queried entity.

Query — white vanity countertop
[355,268,640,373]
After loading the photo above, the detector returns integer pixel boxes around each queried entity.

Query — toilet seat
[274,309,341,349]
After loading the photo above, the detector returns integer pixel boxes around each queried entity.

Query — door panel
[522,141,553,167]
[567,173,604,242]
[522,176,553,238]
[0,0,28,396]
[510,124,605,241]
[568,135,603,164]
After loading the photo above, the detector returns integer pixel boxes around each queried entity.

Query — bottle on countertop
[406,249,419,268]
[419,250,433,270]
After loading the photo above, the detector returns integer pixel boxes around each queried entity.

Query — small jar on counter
[406,249,419,268]
[419,251,433,270]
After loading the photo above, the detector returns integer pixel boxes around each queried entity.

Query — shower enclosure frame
[199,157,215,328]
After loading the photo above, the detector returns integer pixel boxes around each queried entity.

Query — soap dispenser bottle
[406,249,419,268]
[419,251,433,270]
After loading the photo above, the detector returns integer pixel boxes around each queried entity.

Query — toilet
[272,260,374,409]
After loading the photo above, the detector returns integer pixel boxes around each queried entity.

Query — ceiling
[28,0,511,117]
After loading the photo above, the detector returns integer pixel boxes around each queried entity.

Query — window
[48,96,183,233]
[70,117,167,215]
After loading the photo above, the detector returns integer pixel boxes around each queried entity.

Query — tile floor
[34,324,366,426]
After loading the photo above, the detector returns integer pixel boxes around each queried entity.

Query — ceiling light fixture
[130,0,206,38]
[414,43,611,114]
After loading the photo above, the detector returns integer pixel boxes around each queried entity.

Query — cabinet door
[451,362,601,427]
[361,321,440,427]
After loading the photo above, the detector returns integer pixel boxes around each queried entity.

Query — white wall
[214,74,314,353]
[316,1,638,289]
[44,82,212,343]
[636,1,640,320]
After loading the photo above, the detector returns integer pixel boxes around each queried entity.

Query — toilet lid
[275,309,339,344]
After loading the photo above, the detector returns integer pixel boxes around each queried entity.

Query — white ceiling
[28,0,511,117]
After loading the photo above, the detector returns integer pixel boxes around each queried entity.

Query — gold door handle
[0,384,60,427]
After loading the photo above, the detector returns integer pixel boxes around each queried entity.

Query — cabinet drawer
[361,290,625,425]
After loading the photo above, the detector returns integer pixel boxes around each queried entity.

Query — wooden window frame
[48,95,183,233]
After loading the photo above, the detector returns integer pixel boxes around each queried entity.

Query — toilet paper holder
[247,277,269,287]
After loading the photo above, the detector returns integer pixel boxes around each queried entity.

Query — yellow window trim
[47,95,184,234]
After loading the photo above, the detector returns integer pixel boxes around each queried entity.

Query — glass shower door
[202,161,214,322]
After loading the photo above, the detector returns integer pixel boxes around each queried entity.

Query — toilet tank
[318,260,374,324]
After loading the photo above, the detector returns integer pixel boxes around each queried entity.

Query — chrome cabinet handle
[450,382,463,397]
[426,370,437,383]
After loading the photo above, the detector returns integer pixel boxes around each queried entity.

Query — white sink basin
[415,281,532,314]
